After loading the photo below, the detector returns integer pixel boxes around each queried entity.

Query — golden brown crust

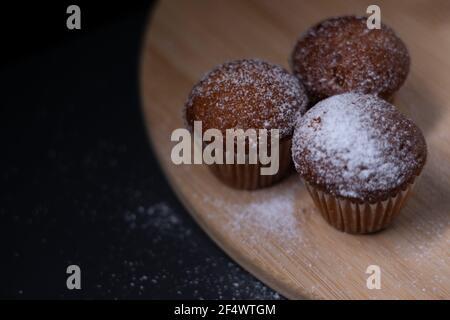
[291,16,410,105]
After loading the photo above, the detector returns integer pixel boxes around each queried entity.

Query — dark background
[0,1,282,299]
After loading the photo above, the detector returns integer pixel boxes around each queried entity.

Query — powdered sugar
[292,93,426,201]
[122,202,284,299]
[202,181,303,248]
[224,192,298,243]
[185,59,308,138]
[291,16,410,102]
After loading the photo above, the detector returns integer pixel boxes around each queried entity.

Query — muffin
[292,93,426,233]
[291,16,410,105]
[185,59,308,189]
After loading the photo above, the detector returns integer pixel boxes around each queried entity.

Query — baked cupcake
[291,16,410,105]
[292,93,426,233]
[185,59,308,189]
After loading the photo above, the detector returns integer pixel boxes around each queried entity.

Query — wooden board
[140,0,450,299]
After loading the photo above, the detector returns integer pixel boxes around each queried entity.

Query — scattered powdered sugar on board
[120,185,448,298]
[202,181,303,251]
[227,194,299,244]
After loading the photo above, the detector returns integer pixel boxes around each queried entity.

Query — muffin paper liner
[209,138,293,190]
[304,178,417,234]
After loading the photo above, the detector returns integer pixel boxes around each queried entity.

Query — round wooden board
[140,0,450,299]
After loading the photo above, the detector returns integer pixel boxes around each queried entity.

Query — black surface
[0,4,283,299]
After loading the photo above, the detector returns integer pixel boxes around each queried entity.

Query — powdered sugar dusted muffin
[292,93,426,233]
[291,16,410,105]
[185,59,308,189]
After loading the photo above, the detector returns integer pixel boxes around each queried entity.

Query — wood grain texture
[140,0,450,299]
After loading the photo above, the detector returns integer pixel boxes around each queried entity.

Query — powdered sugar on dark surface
[120,202,284,299]
[1,18,285,298]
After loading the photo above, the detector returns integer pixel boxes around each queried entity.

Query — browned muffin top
[185,59,308,138]
[291,16,410,104]
[292,93,426,203]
